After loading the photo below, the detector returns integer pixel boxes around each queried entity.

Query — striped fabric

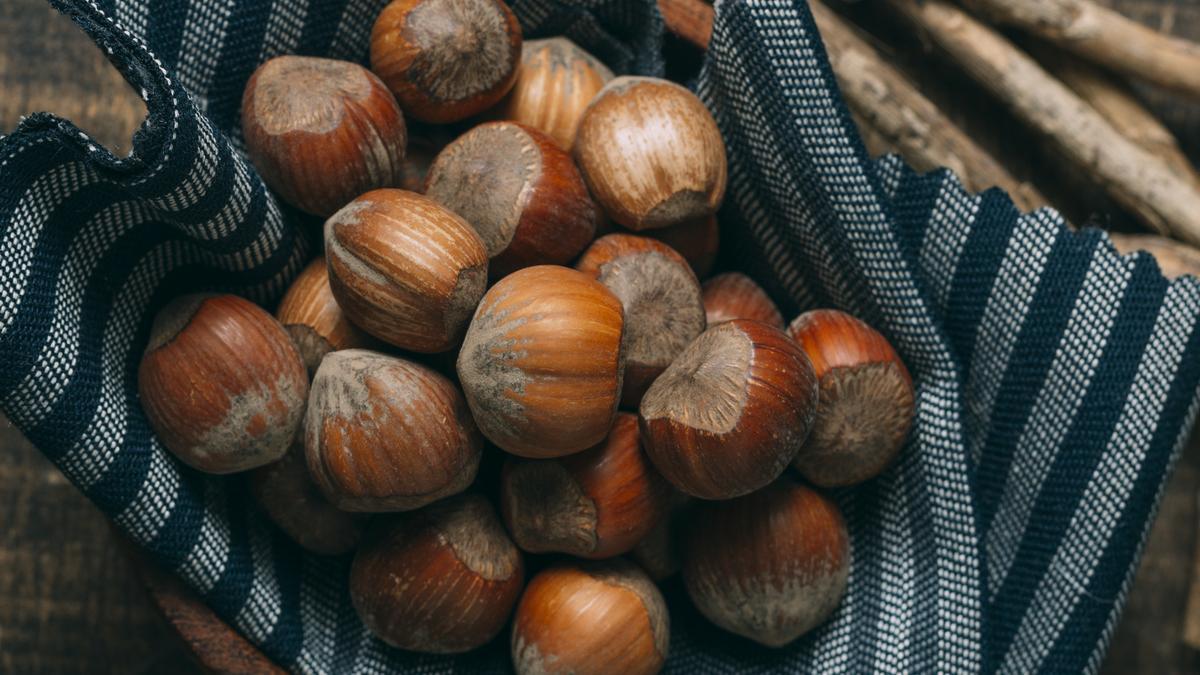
[1,0,1197,672]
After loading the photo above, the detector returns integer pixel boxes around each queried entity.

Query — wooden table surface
[1,1,1198,673]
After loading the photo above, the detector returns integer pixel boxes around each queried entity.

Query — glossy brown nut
[494,37,614,150]
[248,439,365,555]
[787,309,915,487]
[576,234,706,408]
[638,319,817,499]
[511,559,669,675]
[276,257,379,377]
[457,265,625,458]
[500,413,671,559]
[425,121,598,279]
[138,294,308,474]
[575,76,727,231]
[241,56,406,217]
[325,188,488,353]
[350,494,524,653]
[369,0,522,123]
[630,489,691,581]
[305,350,481,512]
[702,272,785,329]
[683,477,850,647]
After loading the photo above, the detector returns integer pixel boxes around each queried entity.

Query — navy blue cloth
[1,0,1198,672]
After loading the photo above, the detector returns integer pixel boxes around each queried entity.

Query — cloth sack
[2,0,1199,672]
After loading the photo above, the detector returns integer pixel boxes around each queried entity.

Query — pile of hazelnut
[137,0,916,671]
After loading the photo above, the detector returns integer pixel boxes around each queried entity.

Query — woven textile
[2,0,1199,672]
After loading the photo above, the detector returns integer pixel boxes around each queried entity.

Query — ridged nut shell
[241,55,407,217]
[306,350,481,512]
[457,265,625,458]
[324,188,488,353]
[638,319,817,499]
[575,76,727,230]
[138,294,308,474]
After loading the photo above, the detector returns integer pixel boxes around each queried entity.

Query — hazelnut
[457,265,625,458]
[276,257,378,377]
[325,188,488,353]
[248,439,364,555]
[425,121,598,279]
[369,0,522,123]
[575,76,727,230]
[500,413,671,559]
[576,234,706,408]
[639,319,817,499]
[643,214,719,280]
[494,37,614,150]
[305,350,481,512]
[630,490,691,581]
[787,309,915,487]
[683,477,850,647]
[701,272,784,329]
[512,559,668,675]
[241,56,406,217]
[138,294,307,474]
[350,494,524,653]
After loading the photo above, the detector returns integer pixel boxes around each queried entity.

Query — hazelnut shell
[350,494,524,653]
[305,350,481,512]
[457,265,625,458]
[241,55,407,217]
[369,0,522,123]
[324,188,488,353]
[638,319,817,499]
[138,294,308,474]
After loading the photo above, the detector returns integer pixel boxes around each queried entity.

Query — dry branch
[961,0,1200,99]
[656,0,1047,211]
[1032,45,1200,185]
[884,0,1200,247]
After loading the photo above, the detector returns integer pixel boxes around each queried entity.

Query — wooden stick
[1030,45,1200,186]
[960,0,1200,99]
[883,0,1200,247]
[656,0,1048,211]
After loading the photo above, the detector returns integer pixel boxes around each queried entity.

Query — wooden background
[1,0,1198,672]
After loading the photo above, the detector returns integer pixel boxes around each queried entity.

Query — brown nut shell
[500,413,671,559]
[575,76,727,230]
[425,121,598,279]
[138,294,308,474]
[638,319,817,499]
[787,309,915,487]
[276,257,379,377]
[305,350,481,512]
[457,265,625,458]
[576,234,706,408]
[350,494,524,653]
[683,477,850,647]
[494,37,614,150]
[248,439,365,555]
[511,559,668,675]
[241,56,407,217]
[369,0,522,123]
[324,188,488,353]
[702,272,785,329]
